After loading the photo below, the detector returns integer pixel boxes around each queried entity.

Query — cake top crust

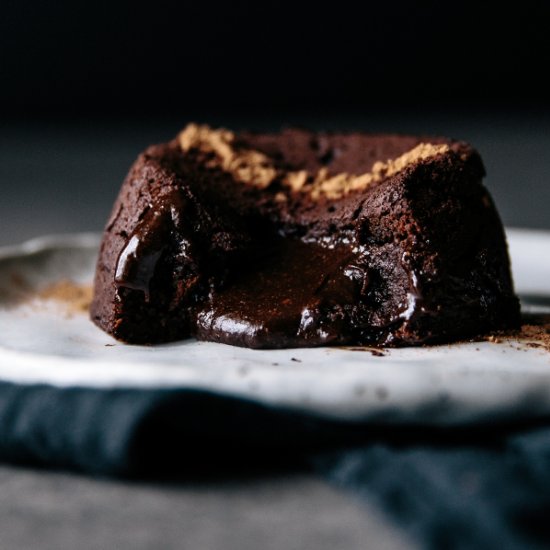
[178,123,451,200]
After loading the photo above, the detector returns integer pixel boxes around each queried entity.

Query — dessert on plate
[91,124,520,348]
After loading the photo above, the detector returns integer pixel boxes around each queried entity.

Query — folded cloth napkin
[0,381,366,475]
[313,427,550,550]
[1,380,550,549]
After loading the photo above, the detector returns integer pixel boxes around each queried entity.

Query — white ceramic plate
[0,229,549,426]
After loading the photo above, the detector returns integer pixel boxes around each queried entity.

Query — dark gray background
[0,465,413,550]
[2,2,550,115]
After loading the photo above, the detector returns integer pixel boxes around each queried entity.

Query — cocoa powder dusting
[178,123,450,199]
[514,317,550,352]
[486,314,550,352]
[37,280,93,315]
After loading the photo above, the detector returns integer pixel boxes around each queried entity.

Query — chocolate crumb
[343,346,387,356]
[291,357,302,362]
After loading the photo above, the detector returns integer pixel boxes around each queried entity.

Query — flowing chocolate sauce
[195,239,365,348]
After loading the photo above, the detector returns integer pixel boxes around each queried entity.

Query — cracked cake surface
[90,124,520,348]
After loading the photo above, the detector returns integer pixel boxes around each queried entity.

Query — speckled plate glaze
[0,229,549,426]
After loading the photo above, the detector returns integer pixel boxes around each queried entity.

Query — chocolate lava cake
[90,124,520,348]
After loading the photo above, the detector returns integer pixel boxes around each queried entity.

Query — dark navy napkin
[0,381,365,475]
[1,380,550,549]
[312,428,550,550]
